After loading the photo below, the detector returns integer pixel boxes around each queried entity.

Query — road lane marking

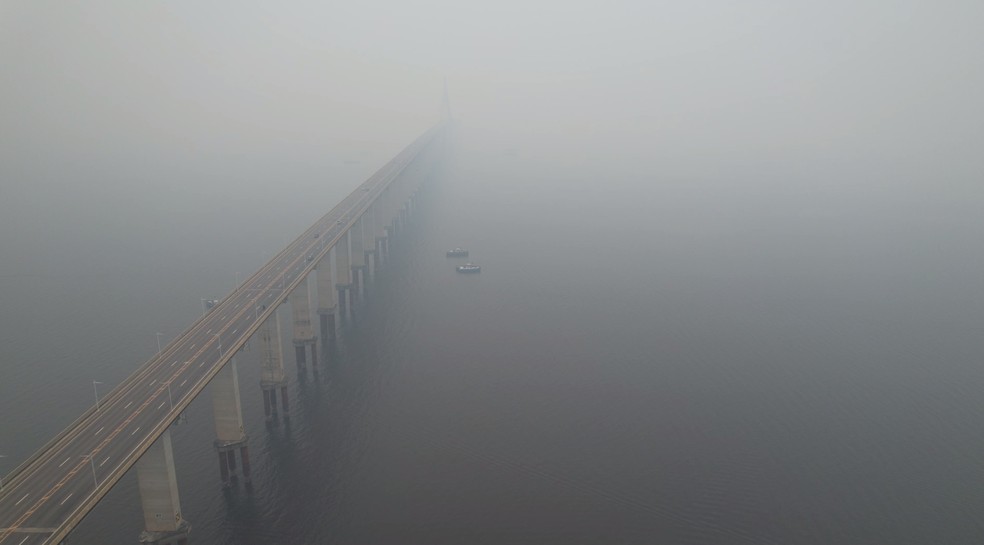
[190,343,197,349]
[16,493,30,505]
[221,314,226,319]
[60,492,74,505]
[59,458,71,468]
[206,329,212,334]
[18,536,30,545]
[94,427,104,436]
[100,457,110,467]
[131,426,141,436]
[232,328,238,334]
[180,379,188,387]
[200,361,206,367]
[150,379,157,386]
[158,401,167,409]
[124,401,133,409]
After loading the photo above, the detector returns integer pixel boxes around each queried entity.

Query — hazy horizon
[3,1,984,543]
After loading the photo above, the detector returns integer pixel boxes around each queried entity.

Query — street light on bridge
[80,454,98,487]
[155,332,164,355]
[92,381,103,410]
[0,454,7,491]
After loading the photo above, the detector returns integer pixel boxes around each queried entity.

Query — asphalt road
[0,126,439,545]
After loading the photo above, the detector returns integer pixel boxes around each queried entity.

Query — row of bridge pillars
[131,184,421,545]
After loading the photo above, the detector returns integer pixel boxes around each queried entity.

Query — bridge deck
[0,125,441,544]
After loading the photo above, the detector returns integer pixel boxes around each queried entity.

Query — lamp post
[81,454,97,487]
[167,381,173,410]
[0,454,7,491]
[155,332,163,355]
[92,381,103,410]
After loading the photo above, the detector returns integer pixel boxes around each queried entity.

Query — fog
[5,1,983,176]
[3,1,984,543]
[3,1,983,279]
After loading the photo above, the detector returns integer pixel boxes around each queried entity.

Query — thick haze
[4,3,984,542]
[4,1,983,173]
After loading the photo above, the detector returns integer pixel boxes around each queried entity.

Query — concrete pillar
[349,216,365,303]
[363,205,377,284]
[383,185,397,239]
[316,252,337,355]
[137,430,189,544]
[335,231,351,322]
[258,311,287,419]
[290,275,316,368]
[210,358,249,487]
[217,451,229,487]
[375,192,389,266]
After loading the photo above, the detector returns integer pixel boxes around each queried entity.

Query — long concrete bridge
[0,123,446,544]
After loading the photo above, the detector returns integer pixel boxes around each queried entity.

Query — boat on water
[446,247,469,257]
[456,263,481,273]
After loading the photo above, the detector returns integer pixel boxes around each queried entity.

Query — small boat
[446,248,469,257]
[456,263,481,273]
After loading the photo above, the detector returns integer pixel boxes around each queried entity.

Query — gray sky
[2,0,982,187]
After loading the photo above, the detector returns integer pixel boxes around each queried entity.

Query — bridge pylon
[290,275,317,371]
[334,230,352,323]
[257,311,289,420]
[349,215,366,305]
[315,252,337,360]
[210,357,250,488]
[136,430,190,545]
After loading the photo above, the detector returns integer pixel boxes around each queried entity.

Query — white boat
[446,248,469,257]
[456,263,481,273]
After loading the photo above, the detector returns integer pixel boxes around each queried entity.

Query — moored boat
[456,263,481,273]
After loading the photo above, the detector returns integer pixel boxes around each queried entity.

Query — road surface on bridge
[0,127,438,545]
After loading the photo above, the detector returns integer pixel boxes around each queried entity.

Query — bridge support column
[384,225,394,251]
[374,237,385,269]
[336,285,349,323]
[352,266,365,303]
[334,231,352,323]
[315,253,336,359]
[364,250,374,284]
[364,204,377,283]
[349,216,366,304]
[210,357,249,487]
[137,429,190,545]
[375,192,389,267]
[258,311,288,420]
[290,276,316,370]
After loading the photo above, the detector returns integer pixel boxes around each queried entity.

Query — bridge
[0,123,446,545]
